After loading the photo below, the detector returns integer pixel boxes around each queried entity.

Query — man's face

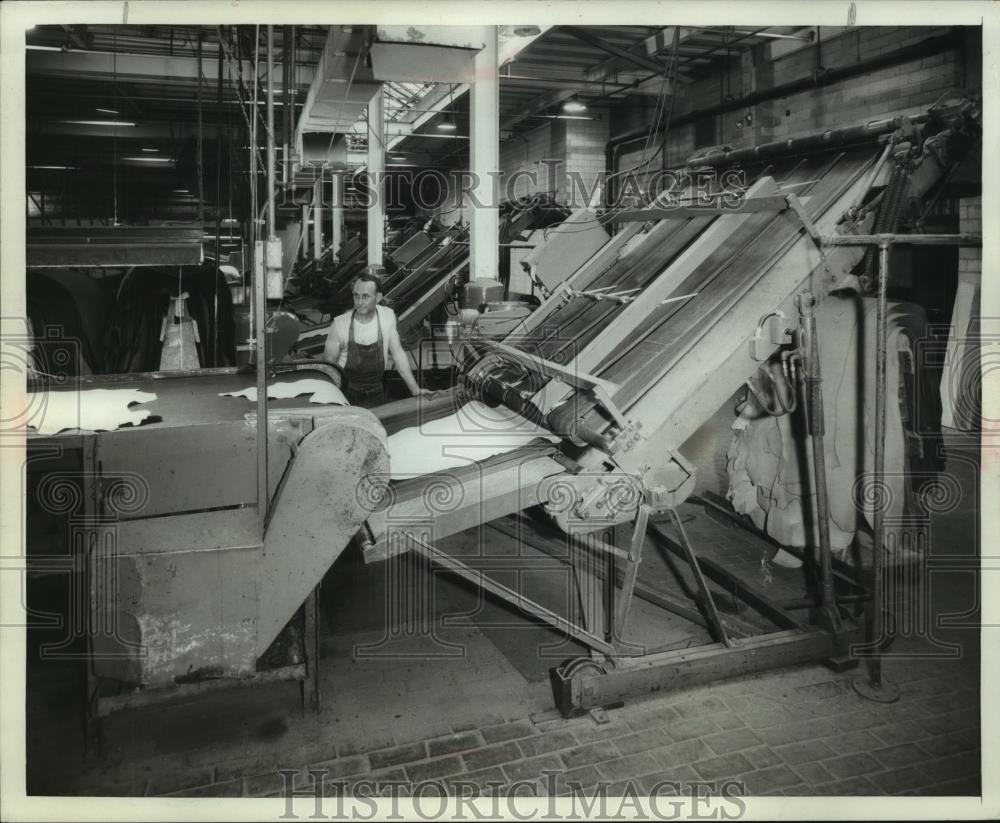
[352,280,379,317]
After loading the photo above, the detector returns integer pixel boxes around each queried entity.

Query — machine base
[851,675,901,703]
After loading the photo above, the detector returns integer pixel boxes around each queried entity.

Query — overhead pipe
[604,30,962,205]
[687,114,922,169]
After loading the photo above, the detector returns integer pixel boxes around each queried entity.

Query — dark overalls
[342,309,385,408]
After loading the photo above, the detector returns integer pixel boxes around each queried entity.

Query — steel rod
[849,140,895,216]
[669,509,731,647]
[252,26,267,534]
[266,26,277,240]
[405,535,617,656]
[822,233,981,246]
[869,241,891,688]
[799,294,838,620]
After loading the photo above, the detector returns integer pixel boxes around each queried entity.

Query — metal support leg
[301,586,321,713]
[80,437,105,756]
[569,543,608,640]
[853,241,900,703]
[611,503,650,646]
[668,508,731,647]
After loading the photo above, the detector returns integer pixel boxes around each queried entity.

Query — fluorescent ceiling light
[95,108,120,115]
[172,189,189,193]
[436,121,457,132]
[562,100,587,113]
[28,165,77,170]
[390,155,406,161]
[124,156,172,162]
[63,119,136,127]
[141,148,158,153]
[26,44,63,52]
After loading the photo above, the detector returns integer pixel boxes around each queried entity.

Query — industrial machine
[25,362,388,743]
[356,96,981,714]
[23,96,979,732]
[291,195,594,358]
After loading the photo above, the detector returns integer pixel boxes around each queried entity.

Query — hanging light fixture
[562,99,587,114]
[437,83,458,131]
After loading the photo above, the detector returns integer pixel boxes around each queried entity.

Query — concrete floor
[24,432,982,802]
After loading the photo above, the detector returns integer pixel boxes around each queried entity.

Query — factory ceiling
[25,24,814,223]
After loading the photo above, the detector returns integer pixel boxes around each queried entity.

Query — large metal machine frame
[359,96,981,715]
[23,97,980,738]
[25,362,388,747]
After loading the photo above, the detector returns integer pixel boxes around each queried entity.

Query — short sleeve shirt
[331,304,396,370]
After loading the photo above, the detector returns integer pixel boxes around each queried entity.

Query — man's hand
[413,387,433,397]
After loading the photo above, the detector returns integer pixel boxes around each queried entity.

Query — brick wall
[561,114,610,208]
[499,122,560,201]
[499,110,608,209]
[958,196,981,278]
[654,26,972,165]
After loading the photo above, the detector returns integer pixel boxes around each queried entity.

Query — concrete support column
[313,177,323,259]
[367,86,385,266]
[470,27,499,281]
[331,173,344,259]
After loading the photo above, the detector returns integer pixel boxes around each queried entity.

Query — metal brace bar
[821,233,982,246]
[490,518,754,637]
[665,509,731,647]
[405,534,618,656]
[614,193,791,223]
[785,193,824,250]
[848,139,895,217]
[649,522,807,631]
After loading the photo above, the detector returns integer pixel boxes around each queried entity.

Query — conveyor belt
[508,147,875,377]
[512,214,714,363]
[602,147,877,407]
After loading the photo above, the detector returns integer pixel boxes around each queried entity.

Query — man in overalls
[323,266,429,408]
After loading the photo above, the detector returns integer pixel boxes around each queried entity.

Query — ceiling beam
[26,48,314,87]
[26,122,222,139]
[499,85,578,131]
[562,27,669,75]
[585,27,697,84]
[499,74,635,91]
[385,83,469,151]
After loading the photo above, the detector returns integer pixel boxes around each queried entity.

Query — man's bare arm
[323,325,342,369]
[388,327,428,396]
